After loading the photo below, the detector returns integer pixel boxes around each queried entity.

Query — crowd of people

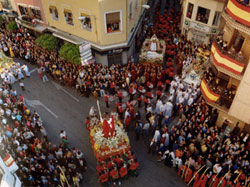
[216,34,245,63]
[96,152,139,186]
[237,0,250,6]
[0,75,87,186]
[151,96,250,186]
[203,67,236,108]
[0,0,249,186]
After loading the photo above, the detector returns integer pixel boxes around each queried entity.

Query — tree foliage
[35,33,58,51]
[6,21,18,31]
[0,16,4,26]
[59,43,81,65]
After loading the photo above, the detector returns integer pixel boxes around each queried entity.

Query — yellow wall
[44,0,144,46]
[44,0,99,44]
[216,110,245,131]
[229,59,250,124]
[97,0,127,45]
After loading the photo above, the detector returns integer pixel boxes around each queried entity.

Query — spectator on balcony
[228,46,235,55]
[237,51,244,61]
[222,41,228,51]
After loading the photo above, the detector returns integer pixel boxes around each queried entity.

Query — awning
[49,5,57,11]
[24,23,46,33]
[201,79,220,103]
[226,0,250,27]
[51,28,85,45]
[64,9,72,14]
[211,42,245,75]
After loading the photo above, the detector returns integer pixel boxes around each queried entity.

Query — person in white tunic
[17,68,24,80]
[187,95,194,106]
[168,93,174,103]
[155,99,162,115]
[160,102,167,116]
[165,100,173,117]
[8,72,16,85]
[22,65,30,77]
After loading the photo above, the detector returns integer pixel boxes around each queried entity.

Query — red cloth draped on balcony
[200,79,220,103]
[225,0,250,27]
[211,42,245,75]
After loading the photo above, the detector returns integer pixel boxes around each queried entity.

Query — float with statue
[182,47,210,87]
[87,101,132,162]
[139,34,166,64]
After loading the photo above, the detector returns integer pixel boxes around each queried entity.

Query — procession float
[87,101,131,162]
[139,34,166,64]
[0,51,14,73]
[182,47,210,86]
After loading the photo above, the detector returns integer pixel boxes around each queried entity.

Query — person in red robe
[102,115,115,138]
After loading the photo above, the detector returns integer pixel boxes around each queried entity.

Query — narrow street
[12,59,186,187]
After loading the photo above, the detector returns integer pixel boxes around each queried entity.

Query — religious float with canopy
[139,34,166,64]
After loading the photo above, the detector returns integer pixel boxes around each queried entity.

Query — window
[49,5,58,21]
[31,8,42,21]
[64,9,73,25]
[212,11,221,26]
[196,6,210,24]
[106,12,121,33]
[80,13,92,31]
[18,5,28,16]
[129,2,133,19]
[186,3,193,19]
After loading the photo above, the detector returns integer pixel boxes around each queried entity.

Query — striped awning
[225,0,250,27]
[211,42,245,75]
[201,79,220,103]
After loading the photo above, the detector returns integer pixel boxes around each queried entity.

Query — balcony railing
[201,78,235,110]
[20,16,37,27]
[1,1,11,9]
[225,0,250,27]
[211,41,246,76]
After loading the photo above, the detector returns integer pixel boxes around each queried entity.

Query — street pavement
[13,59,186,187]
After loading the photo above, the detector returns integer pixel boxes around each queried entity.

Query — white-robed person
[17,67,24,80]
[22,64,30,77]
[155,99,162,115]
[7,71,16,85]
[164,100,173,117]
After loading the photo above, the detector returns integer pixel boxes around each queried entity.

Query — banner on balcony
[226,0,250,27]
[211,43,245,75]
[201,79,220,103]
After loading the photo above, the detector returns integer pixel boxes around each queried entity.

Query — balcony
[19,15,37,27]
[225,0,250,27]
[211,41,247,79]
[1,1,11,10]
[201,69,237,111]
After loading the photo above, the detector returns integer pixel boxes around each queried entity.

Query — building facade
[181,0,225,44]
[0,0,18,21]
[43,0,149,66]
[14,0,47,35]
[201,0,250,132]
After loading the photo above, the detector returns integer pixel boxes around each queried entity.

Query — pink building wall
[14,0,47,25]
